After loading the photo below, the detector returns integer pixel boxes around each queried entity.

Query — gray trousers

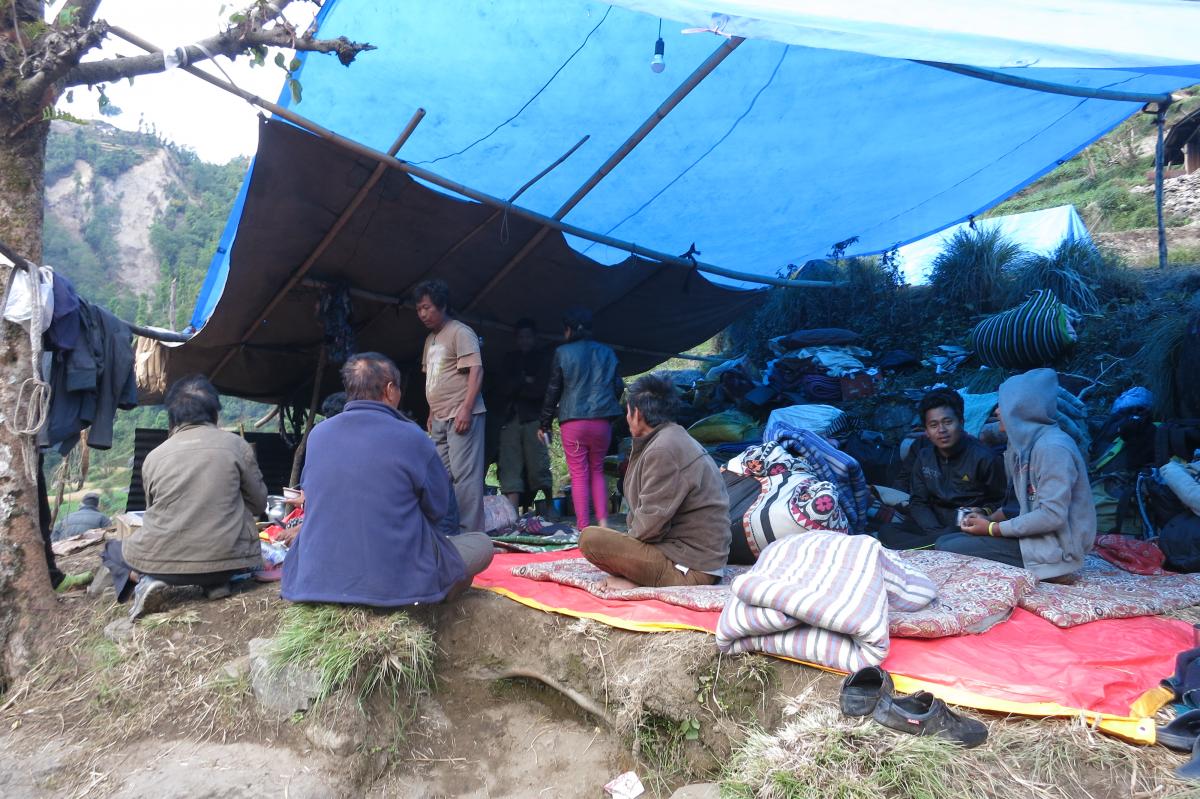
[431,413,486,533]
[498,418,552,496]
[445,531,496,599]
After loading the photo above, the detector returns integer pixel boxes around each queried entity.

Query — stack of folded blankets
[716,531,938,671]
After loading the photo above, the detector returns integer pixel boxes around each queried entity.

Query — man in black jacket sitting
[878,388,1006,550]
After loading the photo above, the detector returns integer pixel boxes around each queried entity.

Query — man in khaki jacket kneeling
[100,374,268,620]
[579,374,730,590]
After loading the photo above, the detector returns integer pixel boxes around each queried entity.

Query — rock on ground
[248,637,321,718]
[104,617,134,643]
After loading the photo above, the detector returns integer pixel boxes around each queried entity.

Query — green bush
[1006,240,1141,313]
[928,227,1023,312]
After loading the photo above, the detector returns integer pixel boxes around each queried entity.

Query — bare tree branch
[63,25,374,88]
[17,0,372,107]
[15,20,110,106]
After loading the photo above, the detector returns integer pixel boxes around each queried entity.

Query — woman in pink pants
[539,308,624,528]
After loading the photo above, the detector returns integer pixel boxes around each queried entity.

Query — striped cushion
[968,289,1077,369]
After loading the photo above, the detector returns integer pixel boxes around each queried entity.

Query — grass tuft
[270,603,436,710]
[1007,240,1141,314]
[1133,314,1189,419]
[722,696,1197,799]
[722,702,982,799]
[929,227,1023,313]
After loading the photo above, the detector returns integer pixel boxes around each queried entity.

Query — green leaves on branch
[42,107,89,125]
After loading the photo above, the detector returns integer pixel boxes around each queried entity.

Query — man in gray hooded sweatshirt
[938,369,1096,580]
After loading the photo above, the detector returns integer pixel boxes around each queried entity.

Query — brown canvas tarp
[167,118,763,408]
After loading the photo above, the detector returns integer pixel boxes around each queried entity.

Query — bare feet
[597,575,639,592]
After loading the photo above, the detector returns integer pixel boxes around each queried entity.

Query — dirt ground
[0,543,1197,798]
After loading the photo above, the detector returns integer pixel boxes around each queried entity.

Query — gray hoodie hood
[998,368,1058,455]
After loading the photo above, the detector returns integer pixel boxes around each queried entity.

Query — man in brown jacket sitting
[579,374,731,589]
[99,374,268,621]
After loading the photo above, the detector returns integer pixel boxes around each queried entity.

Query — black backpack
[1160,514,1200,573]
[1138,471,1189,533]
[1155,420,1200,467]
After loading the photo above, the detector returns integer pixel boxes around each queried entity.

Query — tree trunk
[0,115,59,691]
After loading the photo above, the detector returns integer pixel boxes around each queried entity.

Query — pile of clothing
[763,328,878,403]
[32,271,138,453]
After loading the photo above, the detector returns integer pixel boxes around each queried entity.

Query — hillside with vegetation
[988,86,1200,264]
[42,120,260,516]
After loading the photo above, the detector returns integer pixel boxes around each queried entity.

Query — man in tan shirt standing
[414,280,486,532]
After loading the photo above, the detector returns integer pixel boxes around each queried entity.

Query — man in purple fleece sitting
[282,352,494,607]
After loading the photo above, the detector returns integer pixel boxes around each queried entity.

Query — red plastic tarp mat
[473,549,1191,718]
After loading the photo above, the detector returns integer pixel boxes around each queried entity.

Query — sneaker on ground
[128,577,168,621]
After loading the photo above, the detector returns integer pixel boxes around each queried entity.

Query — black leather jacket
[907,434,1007,533]
[540,339,624,429]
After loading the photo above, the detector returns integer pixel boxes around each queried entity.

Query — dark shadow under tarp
[168,118,764,406]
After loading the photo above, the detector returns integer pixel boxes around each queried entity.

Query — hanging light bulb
[650,37,666,73]
[650,19,665,73]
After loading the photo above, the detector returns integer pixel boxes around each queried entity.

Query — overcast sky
[51,0,315,163]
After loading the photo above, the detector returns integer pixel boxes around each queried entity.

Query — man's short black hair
[341,352,402,402]
[563,307,593,338]
[919,388,965,424]
[411,279,450,311]
[165,374,221,428]
[320,391,347,418]
[514,317,537,334]
[626,373,679,427]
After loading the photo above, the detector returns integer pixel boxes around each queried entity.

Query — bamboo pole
[463,37,744,312]
[108,26,835,291]
[916,61,1174,105]
[289,344,328,486]
[209,108,426,381]
[400,134,591,297]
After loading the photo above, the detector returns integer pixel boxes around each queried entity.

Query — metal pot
[266,495,288,523]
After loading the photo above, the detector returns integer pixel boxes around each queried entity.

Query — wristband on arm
[988,521,998,537]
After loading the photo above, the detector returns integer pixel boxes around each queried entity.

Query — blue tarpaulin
[191,0,1199,327]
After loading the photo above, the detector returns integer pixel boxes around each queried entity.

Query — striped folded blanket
[968,288,1077,369]
[716,532,938,671]
[769,429,871,534]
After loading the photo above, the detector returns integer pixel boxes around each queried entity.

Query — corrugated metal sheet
[125,427,298,512]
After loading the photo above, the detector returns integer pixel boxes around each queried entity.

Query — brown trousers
[578,526,718,588]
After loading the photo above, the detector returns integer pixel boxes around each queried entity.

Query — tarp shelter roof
[894,204,1093,285]
[168,118,760,404]
[191,0,1199,328]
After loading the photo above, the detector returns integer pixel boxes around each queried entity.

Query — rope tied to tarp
[1,259,52,481]
[680,242,701,293]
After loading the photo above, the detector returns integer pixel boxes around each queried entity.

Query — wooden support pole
[1154,104,1170,269]
[289,345,328,486]
[463,37,744,312]
[209,108,426,381]
[108,26,834,291]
